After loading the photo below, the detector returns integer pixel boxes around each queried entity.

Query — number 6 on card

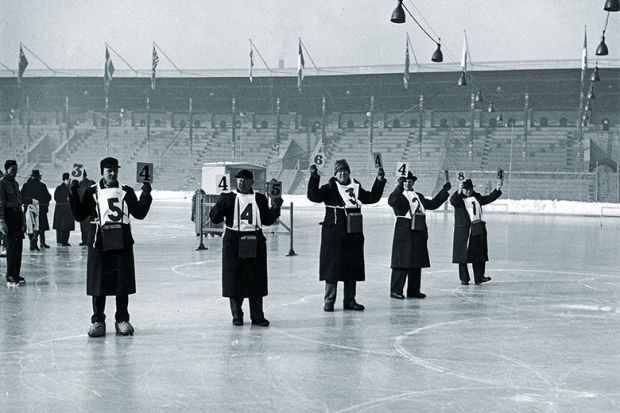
[136,162,154,183]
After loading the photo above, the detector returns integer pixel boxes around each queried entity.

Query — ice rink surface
[1,200,619,412]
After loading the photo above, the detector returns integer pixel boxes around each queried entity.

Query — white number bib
[96,187,130,225]
[233,192,262,232]
[464,196,482,222]
[336,181,361,209]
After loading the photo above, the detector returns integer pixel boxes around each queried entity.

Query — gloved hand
[272,196,284,207]
[0,220,7,236]
[397,176,406,188]
[70,179,80,190]
[141,182,152,195]
[309,164,319,178]
[496,179,503,191]
[442,182,452,192]
[377,167,385,181]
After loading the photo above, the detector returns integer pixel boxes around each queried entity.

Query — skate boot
[115,321,134,336]
[6,276,20,287]
[88,321,106,337]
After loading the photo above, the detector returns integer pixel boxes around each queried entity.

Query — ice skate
[6,276,20,287]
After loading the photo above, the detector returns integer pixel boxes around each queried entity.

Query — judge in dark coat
[388,172,451,299]
[21,169,52,249]
[53,172,75,246]
[69,157,152,337]
[450,178,502,285]
[77,170,95,246]
[307,159,387,312]
[209,169,282,327]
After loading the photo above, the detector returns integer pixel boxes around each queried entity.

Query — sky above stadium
[0,0,616,72]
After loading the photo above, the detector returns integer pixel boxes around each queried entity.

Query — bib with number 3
[96,187,130,225]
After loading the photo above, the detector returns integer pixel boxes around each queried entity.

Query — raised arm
[421,182,451,211]
[123,184,152,220]
[306,168,328,203]
[258,193,282,226]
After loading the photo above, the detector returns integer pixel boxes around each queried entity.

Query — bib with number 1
[464,196,482,222]
[233,192,261,231]
[97,187,130,225]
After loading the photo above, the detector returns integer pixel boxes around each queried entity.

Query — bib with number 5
[96,187,130,225]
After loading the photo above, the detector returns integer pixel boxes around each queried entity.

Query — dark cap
[406,171,417,181]
[100,157,121,171]
[4,160,17,171]
[235,169,253,180]
[462,178,474,190]
[31,169,42,178]
[334,159,350,175]
[62,172,70,181]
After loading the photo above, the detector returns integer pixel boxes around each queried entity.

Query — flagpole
[146,97,151,161]
[368,95,374,183]
[105,94,110,156]
[25,95,30,163]
[189,98,193,157]
[231,98,236,161]
[275,98,281,157]
[65,96,70,158]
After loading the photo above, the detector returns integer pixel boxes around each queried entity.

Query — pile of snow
[150,191,620,217]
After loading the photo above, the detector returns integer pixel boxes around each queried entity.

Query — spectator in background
[450,178,502,286]
[53,173,74,246]
[21,169,52,249]
[388,172,451,299]
[0,169,5,258]
[78,170,95,246]
[0,160,25,285]
[191,188,207,236]
[307,159,387,312]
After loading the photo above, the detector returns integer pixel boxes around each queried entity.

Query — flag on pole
[249,47,254,82]
[151,45,159,90]
[297,39,305,92]
[460,34,468,73]
[17,46,28,88]
[104,46,115,93]
[403,36,410,89]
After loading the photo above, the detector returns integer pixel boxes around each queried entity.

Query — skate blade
[7,282,19,288]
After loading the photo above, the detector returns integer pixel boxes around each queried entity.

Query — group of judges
[1,156,502,335]
[211,158,502,327]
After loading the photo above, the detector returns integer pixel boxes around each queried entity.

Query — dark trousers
[391,268,422,296]
[79,219,89,244]
[459,263,486,283]
[5,233,23,278]
[39,231,47,246]
[91,295,129,323]
[56,229,70,245]
[229,297,265,322]
[324,281,357,305]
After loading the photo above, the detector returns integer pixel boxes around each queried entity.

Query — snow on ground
[151,191,620,217]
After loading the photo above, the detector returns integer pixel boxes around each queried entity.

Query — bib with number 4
[233,192,262,232]
[96,187,130,225]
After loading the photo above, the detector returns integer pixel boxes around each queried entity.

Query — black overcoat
[307,175,386,282]
[388,185,449,269]
[69,180,152,296]
[450,189,502,264]
[53,183,75,231]
[209,191,281,298]
[21,178,52,231]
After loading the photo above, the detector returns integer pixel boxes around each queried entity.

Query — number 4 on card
[136,162,154,183]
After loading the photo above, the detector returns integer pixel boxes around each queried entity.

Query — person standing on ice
[209,169,282,327]
[450,177,502,286]
[307,159,386,312]
[388,171,451,299]
[69,157,152,337]
[0,160,25,286]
